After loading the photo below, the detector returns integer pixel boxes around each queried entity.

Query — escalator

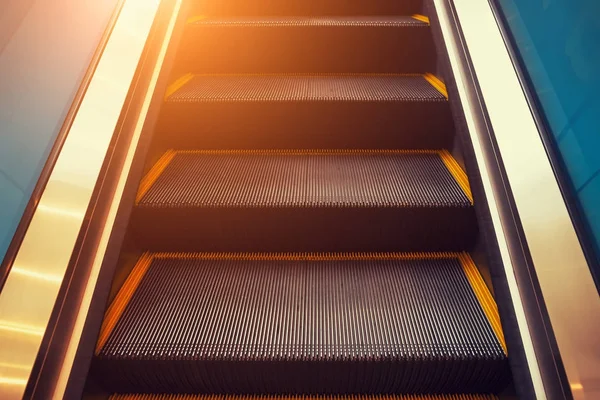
[85,1,512,398]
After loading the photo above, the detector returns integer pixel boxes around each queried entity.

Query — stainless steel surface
[52,0,183,398]
[0,0,164,398]
[432,0,546,397]
[437,0,600,398]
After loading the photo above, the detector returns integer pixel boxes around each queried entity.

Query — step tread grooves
[96,254,508,393]
[191,16,428,27]
[137,151,471,208]
[110,395,498,400]
[166,75,446,102]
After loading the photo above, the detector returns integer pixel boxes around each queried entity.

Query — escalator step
[177,16,433,73]
[191,16,426,27]
[131,150,476,251]
[110,395,499,400]
[166,74,445,102]
[94,253,508,394]
[156,74,453,149]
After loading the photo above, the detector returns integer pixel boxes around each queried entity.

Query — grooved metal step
[177,16,433,74]
[131,150,476,252]
[167,75,445,102]
[191,16,427,27]
[156,75,452,150]
[94,253,509,394]
[110,395,499,400]
[138,150,467,207]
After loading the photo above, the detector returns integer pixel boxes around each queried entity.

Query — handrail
[432,0,600,398]
[0,0,165,398]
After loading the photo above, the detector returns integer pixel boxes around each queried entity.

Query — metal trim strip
[451,1,600,398]
[431,0,547,397]
[51,1,184,397]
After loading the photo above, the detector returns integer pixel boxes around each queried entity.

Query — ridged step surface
[110,395,499,400]
[132,150,476,252]
[177,16,433,74]
[192,16,426,27]
[189,1,423,16]
[95,253,508,394]
[156,75,452,150]
[167,74,444,102]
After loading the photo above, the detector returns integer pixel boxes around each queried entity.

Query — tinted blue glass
[496,0,600,274]
[0,0,119,265]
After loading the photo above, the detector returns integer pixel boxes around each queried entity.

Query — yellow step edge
[95,253,154,355]
[424,73,448,99]
[458,252,508,354]
[110,395,498,400]
[412,14,431,24]
[164,73,194,100]
[135,150,176,205]
[439,149,473,204]
[153,251,462,261]
[187,15,207,24]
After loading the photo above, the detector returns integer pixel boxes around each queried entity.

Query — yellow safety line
[153,252,462,261]
[458,252,507,354]
[187,15,207,24]
[111,395,498,400]
[164,73,194,100]
[135,150,176,204]
[95,253,154,355]
[438,149,473,204]
[412,14,430,24]
[424,73,448,99]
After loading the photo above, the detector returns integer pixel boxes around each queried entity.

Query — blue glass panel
[496,0,600,281]
[0,174,24,263]
[0,0,119,266]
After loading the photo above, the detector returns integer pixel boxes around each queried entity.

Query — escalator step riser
[94,254,509,393]
[132,151,475,252]
[188,1,423,17]
[156,75,452,150]
[177,17,434,74]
